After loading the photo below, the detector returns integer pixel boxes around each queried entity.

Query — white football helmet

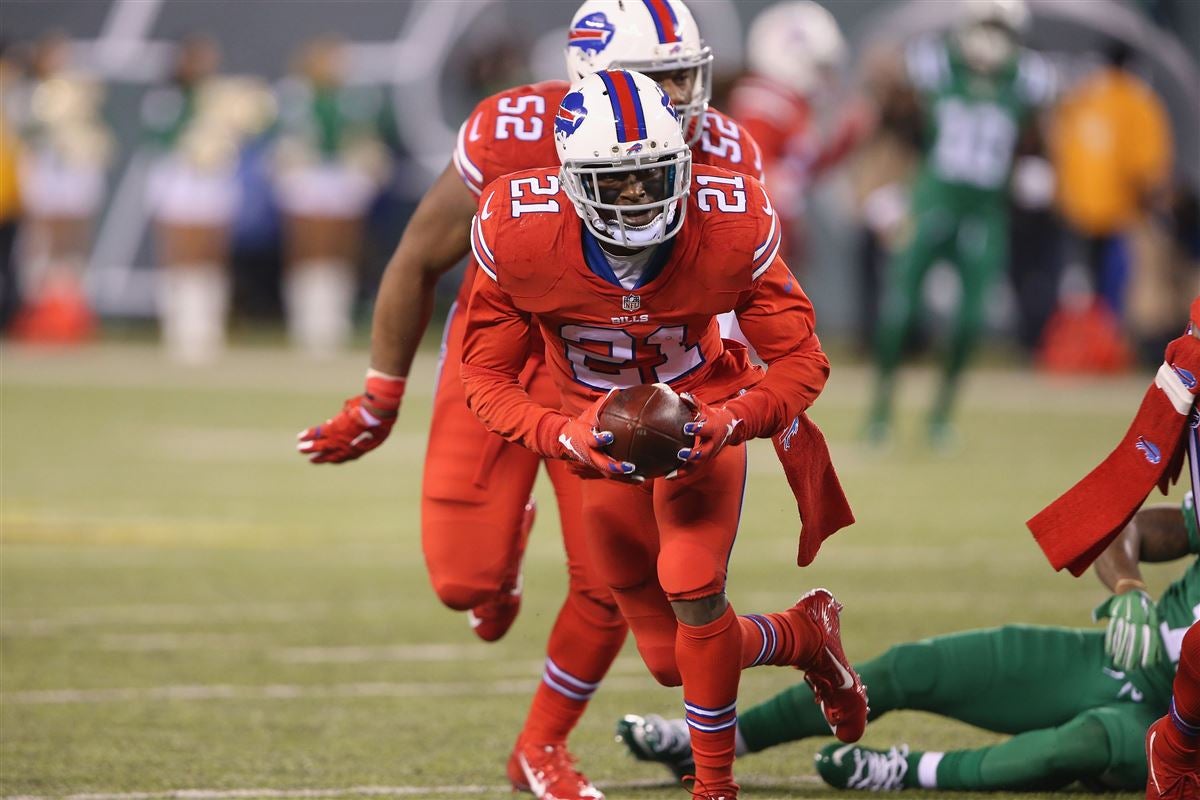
[556,69,691,249]
[746,1,846,97]
[565,0,712,145]
[956,0,1030,73]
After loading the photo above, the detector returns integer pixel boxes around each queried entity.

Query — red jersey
[451,80,763,306]
[460,163,829,458]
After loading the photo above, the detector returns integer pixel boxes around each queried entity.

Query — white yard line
[5,777,820,800]
[4,676,664,705]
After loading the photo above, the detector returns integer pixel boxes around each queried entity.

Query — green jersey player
[616,495,1200,791]
[866,0,1055,446]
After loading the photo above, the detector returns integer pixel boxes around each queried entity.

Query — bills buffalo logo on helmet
[555,92,589,139]
[568,12,615,55]
[625,142,644,155]
[1135,436,1162,465]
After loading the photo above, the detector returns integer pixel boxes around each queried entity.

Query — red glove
[671,392,744,478]
[555,390,638,480]
[297,371,406,464]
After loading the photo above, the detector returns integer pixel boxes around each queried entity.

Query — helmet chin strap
[593,204,677,248]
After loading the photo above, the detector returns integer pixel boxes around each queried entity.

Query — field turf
[2,340,1178,799]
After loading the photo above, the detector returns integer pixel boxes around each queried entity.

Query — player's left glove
[670,393,743,479]
[297,370,406,464]
[1093,584,1161,671]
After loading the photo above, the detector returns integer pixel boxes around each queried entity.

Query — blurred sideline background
[3,1,1200,796]
[0,0,1196,363]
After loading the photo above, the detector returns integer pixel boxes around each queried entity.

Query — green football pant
[740,625,1155,789]
[872,199,1007,424]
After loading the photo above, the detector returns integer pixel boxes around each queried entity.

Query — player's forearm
[367,160,477,377]
[725,343,830,440]
[461,362,566,457]
[1093,505,1191,591]
[368,256,438,378]
[1093,519,1145,595]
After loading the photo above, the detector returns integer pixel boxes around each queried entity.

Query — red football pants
[579,442,748,685]
[422,303,602,606]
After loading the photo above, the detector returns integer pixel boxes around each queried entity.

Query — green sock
[933,717,1110,790]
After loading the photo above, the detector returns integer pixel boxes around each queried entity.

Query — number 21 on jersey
[560,324,704,390]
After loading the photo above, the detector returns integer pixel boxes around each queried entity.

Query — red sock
[737,609,820,668]
[520,592,627,745]
[1165,621,1200,755]
[676,605,742,792]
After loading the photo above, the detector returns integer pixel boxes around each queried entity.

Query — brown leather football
[598,383,695,479]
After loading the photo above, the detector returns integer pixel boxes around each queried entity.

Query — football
[597,383,695,479]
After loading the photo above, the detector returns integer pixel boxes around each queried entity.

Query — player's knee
[638,644,682,687]
[1048,714,1111,775]
[883,640,939,699]
[564,582,624,629]
[428,578,490,612]
[658,539,724,599]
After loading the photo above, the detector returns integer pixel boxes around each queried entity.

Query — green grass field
[1,340,1181,799]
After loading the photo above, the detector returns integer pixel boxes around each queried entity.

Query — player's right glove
[297,370,406,464]
[1093,583,1162,671]
[554,390,638,480]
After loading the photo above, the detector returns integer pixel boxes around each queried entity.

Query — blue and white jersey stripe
[453,115,485,196]
[752,206,782,279]
[470,215,498,281]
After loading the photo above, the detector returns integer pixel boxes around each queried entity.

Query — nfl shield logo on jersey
[622,294,641,312]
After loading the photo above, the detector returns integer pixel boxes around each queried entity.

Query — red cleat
[507,738,604,800]
[1146,715,1200,800]
[791,588,869,743]
[468,498,535,642]
[682,774,738,799]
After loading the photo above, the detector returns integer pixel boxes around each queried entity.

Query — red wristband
[364,370,406,415]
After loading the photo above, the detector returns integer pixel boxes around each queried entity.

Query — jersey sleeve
[453,101,491,196]
[905,35,950,94]
[725,182,830,439]
[461,201,567,458]
[1015,50,1057,108]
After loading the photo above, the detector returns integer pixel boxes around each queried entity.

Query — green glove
[1093,588,1161,671]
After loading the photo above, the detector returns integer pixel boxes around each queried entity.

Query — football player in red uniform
[460,70,866,800]
[296,2,764,798]
[730,1,865,261]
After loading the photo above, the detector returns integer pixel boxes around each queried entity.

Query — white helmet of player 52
[555,69,692,249]
[956,0,1030,73]
[746,1,846,97]
[565,0,712,145]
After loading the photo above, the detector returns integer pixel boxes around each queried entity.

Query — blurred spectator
[272,35,392,357]
[864,0,1056,448]
[1051,40,1173,316]
[731,1,867,265]
[1007,117,1064,355]
[1127,181,1200,362]
[0,42,22,332]
[10,32,113,343]
[847,44,922,354]
[143,35,274,363]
